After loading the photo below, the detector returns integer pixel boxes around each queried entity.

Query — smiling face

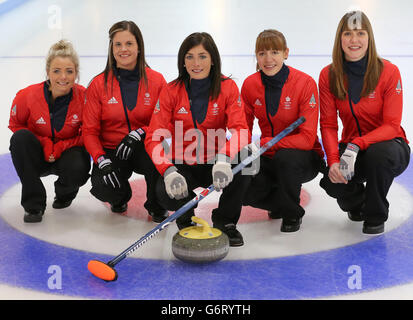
[341,29,369,62]
[112,30,139,70]
[47,56,77,99]
[184,44,212,80]
[256,48,289,76]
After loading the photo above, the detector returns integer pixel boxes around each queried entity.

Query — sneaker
[280,218,302,233]
[217,223,244,247]
[52,197,73,209]
[148,210,169,223]
[362,222,384,235]
[110,203,128,213]
[24,209,45,223]
[347,210,363,222]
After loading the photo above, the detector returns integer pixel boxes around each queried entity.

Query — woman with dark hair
[145,32,251,246]
[9,40,91,223]
[83,20,168,222]
[241,29,325,232]
[319,11,410,234]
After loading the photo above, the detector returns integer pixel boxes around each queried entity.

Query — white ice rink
[0,0,413,301]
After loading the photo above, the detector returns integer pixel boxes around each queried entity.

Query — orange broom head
[87,260,118,282]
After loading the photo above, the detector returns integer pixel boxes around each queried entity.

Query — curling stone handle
[191,216,214,236]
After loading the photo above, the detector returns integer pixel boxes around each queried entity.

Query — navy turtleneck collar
[43,81,72,132]
[344,55,367,104]
[115,63,140,82]
[44,80,72,107]
[114,64,140,111]
[260,63,290,117]
[260,63,290,89]
[344,55,368,77]
[186,76,211,126]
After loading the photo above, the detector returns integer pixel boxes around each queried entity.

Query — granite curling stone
[172,216,229,263]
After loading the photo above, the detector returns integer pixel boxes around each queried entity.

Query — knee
[62,149,91,185]
[272,149,304,175]
[10,129,37,149]
[363,143,395,170]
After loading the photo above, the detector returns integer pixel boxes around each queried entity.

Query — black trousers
[320,138,410,224]
[90,139,164,213]
[9,129,91,212]
[156,162,252,228]
[243,149,324,220]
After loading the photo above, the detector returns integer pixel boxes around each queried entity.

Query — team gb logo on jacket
[309,94,317,108]
[72,114,80,124]
[396,80,402,94]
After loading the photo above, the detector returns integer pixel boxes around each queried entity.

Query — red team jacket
[83,67,167,163]
[145,78,250,176]
[241,67,324,159]
[319,59,409,166]
[9,82,86,156]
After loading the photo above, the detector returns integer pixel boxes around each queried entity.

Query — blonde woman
[319,11,410,234]
[9,40,90,223]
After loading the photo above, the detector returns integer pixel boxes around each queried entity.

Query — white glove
[242,141,260,176]
[212,154,233,191]
[339,143,359,181]
[164,166,188,200]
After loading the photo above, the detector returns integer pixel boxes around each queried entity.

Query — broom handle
[108,116,305,266]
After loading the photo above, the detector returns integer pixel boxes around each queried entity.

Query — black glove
[97,155,122,189]
[115,128,146,160]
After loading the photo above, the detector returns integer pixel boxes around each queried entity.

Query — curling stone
[172,216,229,263]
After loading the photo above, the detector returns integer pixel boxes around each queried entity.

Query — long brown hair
[174,32,223,101]
[103,20,149,91]
[329,11,383,100]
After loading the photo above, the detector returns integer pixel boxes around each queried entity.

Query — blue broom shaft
[108,116,305,266]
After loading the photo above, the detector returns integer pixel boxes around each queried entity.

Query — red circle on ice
[106,178,310,224]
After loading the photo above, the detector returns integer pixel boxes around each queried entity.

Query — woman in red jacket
[9,40,91,223]
[83,21,168,222]
[241,29,325,232]
[145,32,251,246]
[319,11,410,234]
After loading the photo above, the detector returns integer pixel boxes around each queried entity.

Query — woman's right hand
[328,162,348,184]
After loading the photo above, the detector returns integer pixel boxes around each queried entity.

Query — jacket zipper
[189,98,202,164]
[348,96,362,137]
[265,102,275,137]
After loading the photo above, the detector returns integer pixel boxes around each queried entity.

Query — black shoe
[52,197,73,209]
[24,209,44,223]
[148,210,169,223]
[110,203,128,213]
[347,210,363,221]
[176,210,195,230]
[216,223,244,247]
[281,218,302,233]
[363,222,385,235]
[268,210,282,219]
